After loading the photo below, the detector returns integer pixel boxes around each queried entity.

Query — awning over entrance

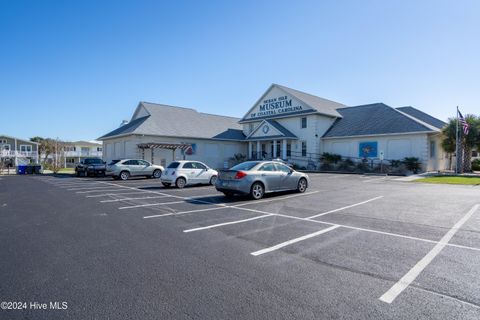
[137,143,192,150]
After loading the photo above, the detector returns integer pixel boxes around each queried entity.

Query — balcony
[63,150,103,158]
[0,150,37,158]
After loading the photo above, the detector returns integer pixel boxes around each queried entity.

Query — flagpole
[455,106,460,174]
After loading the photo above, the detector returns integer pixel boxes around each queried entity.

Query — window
[97,147,102,152]
[182,162,194,169]
[123,160,138,165]
[430,141,436,158]
[301,141,307,157]
[3,144,10,151]
[259,163,276,171]
[286,143,291,157]
[194,162,207,170]
[0,139,7,144]
[20,145,32,152]
[167,162,180,169]
[84,158,103,165]
[472,151,478,157]
[230,161,260,171]
[66,158,75,164]
[301,117,307,128]
[138,160,150,166]
[275,163,291,173]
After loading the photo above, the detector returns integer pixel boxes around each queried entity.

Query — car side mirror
[103,161,106,164]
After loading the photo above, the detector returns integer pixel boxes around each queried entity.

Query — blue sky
[1,0,479,141]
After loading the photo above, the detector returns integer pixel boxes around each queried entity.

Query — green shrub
[403,157,421,174]
[321,152,342,164]
[472,159,480,171]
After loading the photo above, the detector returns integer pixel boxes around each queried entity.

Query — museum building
[99,84,447,171]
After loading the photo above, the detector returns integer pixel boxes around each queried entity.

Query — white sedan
[160,160,218,188]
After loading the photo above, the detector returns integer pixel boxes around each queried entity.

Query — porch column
[273,139,277,158]
[282,139,287,159]
[256,141,261,159]
[248,142,252,159]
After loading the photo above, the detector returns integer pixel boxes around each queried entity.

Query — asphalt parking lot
[1,173,480,319]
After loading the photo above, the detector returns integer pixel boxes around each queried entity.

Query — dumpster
[26,166,34,174]
[17,165,27,175]
[34,165,42,174]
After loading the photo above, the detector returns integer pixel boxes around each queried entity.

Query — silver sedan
[215,161,309,200]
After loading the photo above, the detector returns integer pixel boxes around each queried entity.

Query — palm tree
[441,115,479,172]
[441,118,456,170]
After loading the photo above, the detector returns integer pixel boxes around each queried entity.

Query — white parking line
[379,203,480,304]
[183,214,274,233]
[76,189,126,194]
[104,193,219,203]
[68,186,120,191]
[86,191,149,198]
[234,191,319,207]
[118,194,220,209]
[306,196,384,219]
[100,195,172,202]
[144,206,228,219]
[251,225,340,256]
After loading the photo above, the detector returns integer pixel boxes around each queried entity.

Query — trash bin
[34,165,42,174]
[17,165,27,175]
[26,166,34,174]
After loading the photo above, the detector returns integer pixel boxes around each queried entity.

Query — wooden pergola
[137,142,192,163]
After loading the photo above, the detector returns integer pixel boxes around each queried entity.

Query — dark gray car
[216,161,309,199]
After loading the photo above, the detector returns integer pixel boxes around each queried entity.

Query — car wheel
[223,191,234,198]
[162,182,171,188]
[119,171,130,181]
[250,182,264,200]
[209,175,217,185]
[297,178,308,193]
[176,177,186,189]
[153,169,162,179]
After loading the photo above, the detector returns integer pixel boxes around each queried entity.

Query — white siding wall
[102,135,246,169]
[322,133,440,171]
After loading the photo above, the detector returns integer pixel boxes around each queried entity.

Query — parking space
[9,173,480,318]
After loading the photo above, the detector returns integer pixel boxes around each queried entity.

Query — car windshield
[230,161,260,171]
[85,159,103,165]
[109,160,121,165]
[167,162,180,169]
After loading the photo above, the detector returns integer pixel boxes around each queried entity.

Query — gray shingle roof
[267,120,297,138]
[99,102,243,140]
[396,106,446,129]
[322,103,438,138]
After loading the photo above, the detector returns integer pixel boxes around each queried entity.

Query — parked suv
[160,161,218,188]
[106,159,164,180]
[75,158,107,177]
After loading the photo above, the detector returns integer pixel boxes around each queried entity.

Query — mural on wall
[359,141,378,158]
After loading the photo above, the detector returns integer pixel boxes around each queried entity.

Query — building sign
[250,95,303,119]
[359,141,378,158]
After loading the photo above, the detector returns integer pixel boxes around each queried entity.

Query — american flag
[458,109,470,135]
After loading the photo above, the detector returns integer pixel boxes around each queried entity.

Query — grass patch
[51,168,75,174]
[415,176,480,185]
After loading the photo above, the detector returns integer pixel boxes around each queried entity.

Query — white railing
[0,150,37,158]
[63,151,103,157]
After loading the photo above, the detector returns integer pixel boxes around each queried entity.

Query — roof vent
[119,120,129,127]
